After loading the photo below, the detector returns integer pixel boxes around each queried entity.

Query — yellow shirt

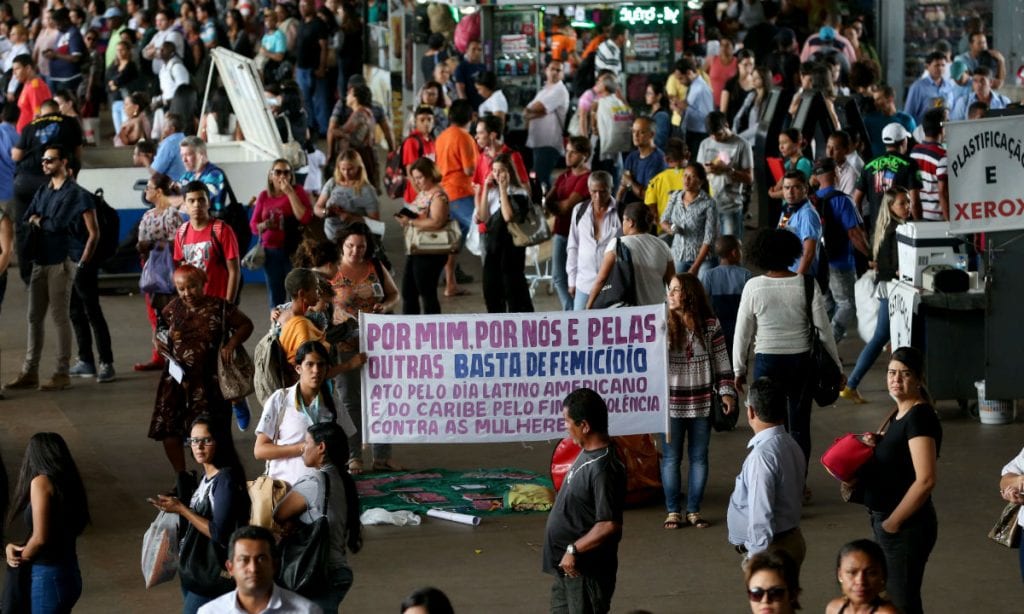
[645,167,686,226]
[666,70,713,127]
[279,315,326,365]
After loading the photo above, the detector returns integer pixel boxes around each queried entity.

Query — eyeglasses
[272,169,292,176]
[41,157,58,164]
[186,437,215,446]
[747,587,788,603]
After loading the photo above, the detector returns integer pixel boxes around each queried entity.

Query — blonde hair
[333,149,369,191]
[873,187,910,258]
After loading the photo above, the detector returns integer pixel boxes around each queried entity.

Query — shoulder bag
[803,275,842,406]
[592,238,636,309]
[278,472,332,593]
[507,193,551,247]
[139,242,176,295]
[178,484,234,597]
[821,409,897,483]
[217,301,255,401]
[404,220,462,255]
[247,391,291,530]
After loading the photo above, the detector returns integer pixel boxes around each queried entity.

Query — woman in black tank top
[826,539,899,614]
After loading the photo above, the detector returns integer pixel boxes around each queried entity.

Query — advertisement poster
[360,307,669,444]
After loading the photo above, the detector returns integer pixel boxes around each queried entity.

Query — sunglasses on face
[747,587,788,603]
[41,157,58,164]
[272,168,291,176]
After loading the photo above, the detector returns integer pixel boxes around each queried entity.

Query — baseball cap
[819,26,837,41]
[950,59,968,81]
[812,158,836,175]
[881,123,910,145]
[103,6,123,18]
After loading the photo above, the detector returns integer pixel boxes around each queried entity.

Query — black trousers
[401,253,447,315]
[482,230,534,314]
[13,173,48,285]
[70,262,113,365]
[870,503,937,614]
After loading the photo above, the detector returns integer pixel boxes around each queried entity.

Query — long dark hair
[294,341,339,420]
[308,422,363,554]
[9,433,90,535]
[190,414,251,524]
[667,273,716,353]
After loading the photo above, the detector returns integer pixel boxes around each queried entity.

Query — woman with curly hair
[733,229,840,473]
[660,272,735,529]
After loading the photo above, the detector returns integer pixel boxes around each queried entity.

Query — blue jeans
[848,297,890,390]
[263,246,292,309]
[718,208,744,240]
[31,561,82,614]
[111,100,126,134]
[307,565,354,613]
[676,258,714,277]
[551,234,572,310]
[295,67,330,136]
[572,290,590,311]
[753,352,814,465]
[181,583,214,614]
[660,416,711,514]
[532,146,560,189]
[449,195,475,237]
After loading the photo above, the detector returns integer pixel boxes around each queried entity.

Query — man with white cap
[853,123,922,240]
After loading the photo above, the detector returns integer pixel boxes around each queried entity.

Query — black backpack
[572,52,597,96]
[212,178,253,253]
[91,188,121,267]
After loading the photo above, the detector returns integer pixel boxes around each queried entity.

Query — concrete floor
[0,199,1020,614]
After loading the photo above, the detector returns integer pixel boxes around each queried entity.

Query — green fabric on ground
[356,468,554,515]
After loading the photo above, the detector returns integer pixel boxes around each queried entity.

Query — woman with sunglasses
[840,187,912,404]
[826,539,899,614]
[274,421,363,612]
[5,432,89,613]
[150,414,251,614]
[135,173,185,372]
[744,550,801,614]
[250,158,314,308]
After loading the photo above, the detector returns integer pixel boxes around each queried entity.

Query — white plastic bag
[466,222,483,257]
[141,511,179,588]
[359,508,422,526]
[855,270,879,343]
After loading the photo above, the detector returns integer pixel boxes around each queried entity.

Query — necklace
[565,448,610,485]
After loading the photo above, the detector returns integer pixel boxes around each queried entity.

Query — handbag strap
[802,274,816,338]
[876,408,899,436]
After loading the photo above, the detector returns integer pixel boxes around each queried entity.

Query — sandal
[686,512,711,529]
[347,458,364,475]
[663,512,683,529]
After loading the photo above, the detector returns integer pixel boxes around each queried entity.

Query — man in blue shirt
[812,159,868,343]
[149,112,186,180]
[616,117,665,205]
[950,66,1010,121]
[864,85,916,158]
[776,170,821,276]
[728,377,807,571]
[0,105,19,204]
[903,51,958,124]
[673,58,714,160]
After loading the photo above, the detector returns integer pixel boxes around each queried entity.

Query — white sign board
[359,307,669,444]
[887,281,920,351]
[946,116,1024,234]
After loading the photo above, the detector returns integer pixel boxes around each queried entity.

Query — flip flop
[686,512,711,528]
[663,512,683,529]
[444,288,470,297]
[372,460,407,473]
[347,458,364,475]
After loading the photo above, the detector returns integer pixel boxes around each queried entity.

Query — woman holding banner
[661,273,736,529]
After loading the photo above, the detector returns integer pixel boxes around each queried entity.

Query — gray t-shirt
[607,234,673,306]
[696,134,752,212]
[322,179,380,242]
[291,468,350,569]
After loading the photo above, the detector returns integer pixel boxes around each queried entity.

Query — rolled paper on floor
[426,508,481,526]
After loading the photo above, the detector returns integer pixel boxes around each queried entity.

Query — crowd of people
[0,0,1017,612]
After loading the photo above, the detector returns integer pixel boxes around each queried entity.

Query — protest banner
[887,281,919,351]
[359,306,669,444]
[946,116,1024,234]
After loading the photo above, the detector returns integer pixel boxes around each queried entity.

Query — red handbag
[820,409,897,482]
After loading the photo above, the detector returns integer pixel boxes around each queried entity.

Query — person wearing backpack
[66,183,119,383]
[174,181,241,303]
[397,106,436,205]
[6,145,96,393]
[566,171,622,311]
[810,158,868,343]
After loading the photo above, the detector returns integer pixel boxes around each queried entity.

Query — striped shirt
[594,39,622,75]
[910,141,947,221]
[667,317,736,419]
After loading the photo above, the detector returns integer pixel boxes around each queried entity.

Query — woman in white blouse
[475,70,507,132]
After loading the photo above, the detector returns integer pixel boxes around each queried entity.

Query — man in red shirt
[11,55,52,133]
[546,135,592,310]
[434,99,478,296]
[473,114,528,189]
[401,106,437,204]
[174,181,241,302]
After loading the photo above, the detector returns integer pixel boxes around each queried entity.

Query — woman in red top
[705,37,738,108]
[250,159,314,308]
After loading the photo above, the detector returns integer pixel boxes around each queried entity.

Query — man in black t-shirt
[294,0,329,137]
[11,100,84,283]
[543,388,625,614]
[852,123,922,240]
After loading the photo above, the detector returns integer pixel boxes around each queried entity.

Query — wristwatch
[566,543,577,556]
